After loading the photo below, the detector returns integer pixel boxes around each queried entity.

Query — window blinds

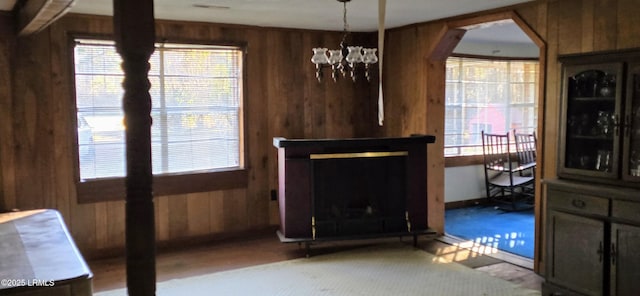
[74,40,243,180]
[444,57,538,156]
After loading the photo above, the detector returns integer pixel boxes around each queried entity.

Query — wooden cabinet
[622,63,640,182]
[543,180,640,296]
[609,223,640,295]
[559,62,622,181]
[546,51,640,295]
[609,199,640,296]
[558,51,640,187]
[546,210,604,296]
[544,188,606,296]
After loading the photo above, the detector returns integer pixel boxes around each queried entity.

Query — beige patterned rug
[96,243,540,296]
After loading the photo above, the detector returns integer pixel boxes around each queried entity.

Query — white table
[0,209,92,296]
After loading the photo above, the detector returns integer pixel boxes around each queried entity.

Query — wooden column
[113,1,156,295]
[425,27,465,234]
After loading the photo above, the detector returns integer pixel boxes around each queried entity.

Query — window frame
[70,35,249,203]
[444,55,539,167]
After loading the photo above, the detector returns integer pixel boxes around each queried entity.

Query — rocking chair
[481,131,535,211]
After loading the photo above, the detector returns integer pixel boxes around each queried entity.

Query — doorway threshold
[438,234,533,270]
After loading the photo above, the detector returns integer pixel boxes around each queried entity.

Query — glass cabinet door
[561,63,623,178]
[624,63,640,181]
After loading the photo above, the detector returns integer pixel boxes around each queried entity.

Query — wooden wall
[0,13,379,257]
[380,0,640,269]
[0,14,14,212]
[379,23,446,233]
[4,0,640,261]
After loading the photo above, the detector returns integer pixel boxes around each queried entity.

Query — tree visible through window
[444,57,538,157]
[74,39,244,181]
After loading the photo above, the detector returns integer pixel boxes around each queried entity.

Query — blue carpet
[445,205,534,259]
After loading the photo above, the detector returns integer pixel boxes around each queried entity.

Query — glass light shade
[362,48,378,64]
[328,50,343,65]
[345,46,363,64]
[311,48,329,65]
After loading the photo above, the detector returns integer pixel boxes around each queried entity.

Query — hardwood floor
[88,229,543,293]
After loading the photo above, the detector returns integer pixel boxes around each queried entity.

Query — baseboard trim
[445,198,489,209]
[84,225,279,260]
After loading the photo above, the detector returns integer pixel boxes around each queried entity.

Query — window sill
[77,169,248,204]
[445,155,484,167]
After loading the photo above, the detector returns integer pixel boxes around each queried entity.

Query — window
[444,57,538,157]
[73,39,245,197]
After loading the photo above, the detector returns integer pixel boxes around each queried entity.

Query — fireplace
[311,152,407,238]
[274,136,435,242]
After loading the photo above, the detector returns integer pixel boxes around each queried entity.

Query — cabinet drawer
[548,189,609,216]
[612,200,640,224]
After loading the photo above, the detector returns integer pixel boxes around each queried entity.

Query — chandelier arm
[312,0,377,84]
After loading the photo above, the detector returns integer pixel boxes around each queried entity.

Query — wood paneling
[424,58,446,234]
[49,16,74,223]
[617,0,640,49]
[0,14,376,257]
[208,191,225,233]
[244,28,269,229]
[380,0,640,273]
[0,14,15,212]
[593,0,618,51]
[107,201,126,247]
[543,1,560,184]
[167,194,189,239]
[557,0,583,55]
[187,193,210,236]
[13,32,55,211]
[580,0,595,52]
[516,4,548,273]
[155,196,169,241]
[3,0,640,261]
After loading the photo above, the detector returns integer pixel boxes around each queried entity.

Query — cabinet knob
[571,199,586,208]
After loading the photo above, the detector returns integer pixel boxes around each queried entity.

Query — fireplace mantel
[273,135,435,149]
[274,135,436,245]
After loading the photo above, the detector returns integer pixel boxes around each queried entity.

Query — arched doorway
[427,11,546,272]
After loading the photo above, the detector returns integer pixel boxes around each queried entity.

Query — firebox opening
[311,154,408,238]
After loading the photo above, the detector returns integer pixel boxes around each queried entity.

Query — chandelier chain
[342,1,349,33]
[340,1,349,47]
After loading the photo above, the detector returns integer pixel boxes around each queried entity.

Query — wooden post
[113,0,156,295]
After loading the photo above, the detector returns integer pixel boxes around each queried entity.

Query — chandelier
[311,0,378,83]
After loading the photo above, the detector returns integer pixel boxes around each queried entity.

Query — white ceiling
[455,19,538,57]
[4,0,533,31]
[462,20,533,45]
[2,0,536,46]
